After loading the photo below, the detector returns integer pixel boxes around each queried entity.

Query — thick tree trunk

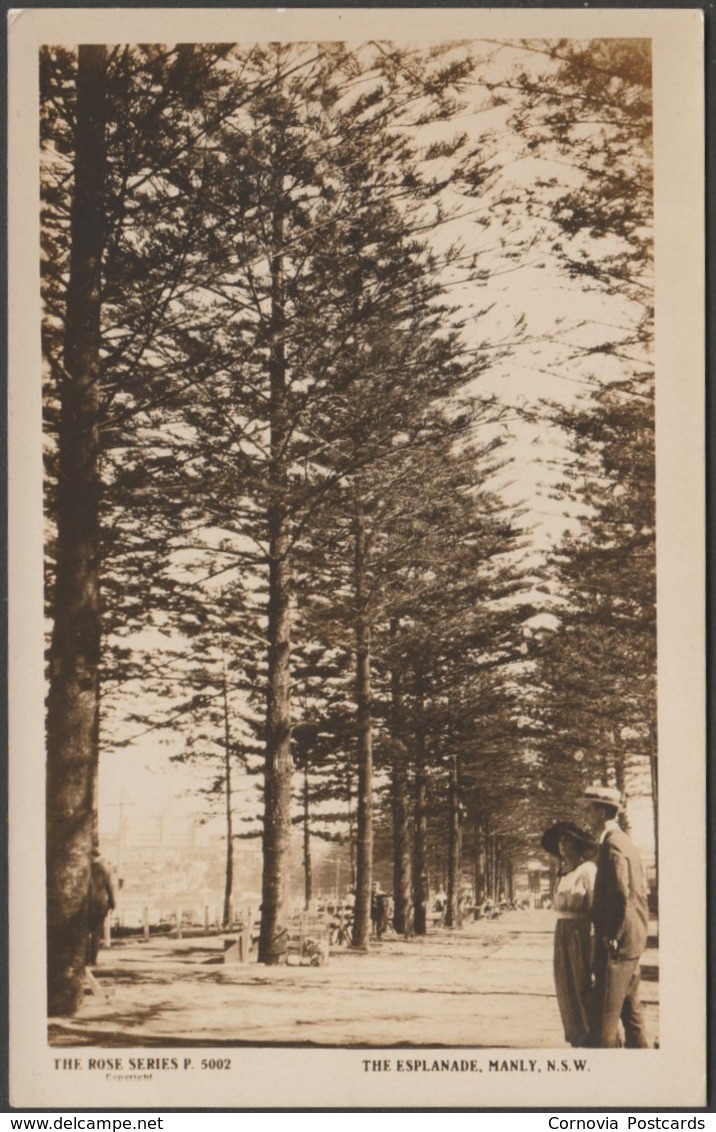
[614,755,632,834]
[409,665,427,932]
[649,723,658,914]
[412,678,429,936]
[413,768,429,935]
[346,771,356,887]
[258,428,293,965]
[352,500,373,949]
[445,754,462,928]
[392,761,411,934]
[46,44,106,1017]
[258,176,294,964]
[222,663,234,928]
[91,770,100,851]
[390,629,411,935]
[474,820,485,905]
[493,835,501,899]
[303,763,312,911]
[598,726,611,785]
[484,825,493,901]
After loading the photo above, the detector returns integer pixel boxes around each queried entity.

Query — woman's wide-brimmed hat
[541,821,598,859]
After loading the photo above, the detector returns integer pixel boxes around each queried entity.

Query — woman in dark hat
[541,821,598,1047]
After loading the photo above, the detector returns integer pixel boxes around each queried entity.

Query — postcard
[8,5,706,1109]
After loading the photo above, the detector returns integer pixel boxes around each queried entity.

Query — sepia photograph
[8,6,705,1110]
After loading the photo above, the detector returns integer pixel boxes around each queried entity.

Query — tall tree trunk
[445,754,462,928]
[46,44,106,1017]
[258,171,294,964]
[413,768,429,935]
[412,676,429,936]
[493,835,501,899]
[614,755,632,834]
[222,661,234,928]
[303,762,312,911]
[505,856,513,900]
[352,498,373,949]
[391,759,411,934]
[484,825,492,900]
[599,725,611,785]
[347,770,355,887]
[91,748,100,851]
[474,819,485,905]
[390,623,411,935]
[649,722,658,916]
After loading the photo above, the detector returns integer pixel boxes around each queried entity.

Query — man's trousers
[591,949,649,1048]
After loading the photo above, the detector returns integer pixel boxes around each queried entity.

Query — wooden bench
[285,913,331,966]
[221,909,257,965]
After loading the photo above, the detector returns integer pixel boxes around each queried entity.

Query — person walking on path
[541,821,598,1048]
[583,784,649,1048]
[87,849,115,966]
[370,882,383,938]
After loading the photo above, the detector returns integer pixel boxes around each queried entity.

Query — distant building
[98,811,262,926]
[512,858,553,907]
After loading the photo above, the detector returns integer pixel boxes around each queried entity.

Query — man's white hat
[583,783,622,810]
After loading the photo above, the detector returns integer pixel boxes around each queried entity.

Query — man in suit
[583,784,650,1048]
[87,849,116,966]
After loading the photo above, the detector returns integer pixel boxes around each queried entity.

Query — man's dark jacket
[591,825,649,959]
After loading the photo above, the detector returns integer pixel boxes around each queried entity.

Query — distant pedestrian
[541,821,597,1047]
[370,882,382,937]
[433,889,447,924]
[583,785,649,1048]
[377,894,393,938]
[87,849,115,966]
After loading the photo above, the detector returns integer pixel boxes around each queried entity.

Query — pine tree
[45,44,107,1016]
[130,43,492,958]
[488,39,655,845]
[41,43,246,1011]
[391,492,528,927]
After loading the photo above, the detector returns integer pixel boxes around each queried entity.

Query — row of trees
[515,38,656,839]
[41,38,655,1014]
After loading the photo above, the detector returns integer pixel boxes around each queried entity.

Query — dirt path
[49,911,658,1049]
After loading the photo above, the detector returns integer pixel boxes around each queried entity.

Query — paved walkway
[49,911,658,1048]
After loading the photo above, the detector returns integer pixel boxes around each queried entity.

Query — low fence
[103,903,335,968]
[105,902,257,944]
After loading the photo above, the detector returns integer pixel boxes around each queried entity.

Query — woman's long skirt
[554,917,592,1046]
